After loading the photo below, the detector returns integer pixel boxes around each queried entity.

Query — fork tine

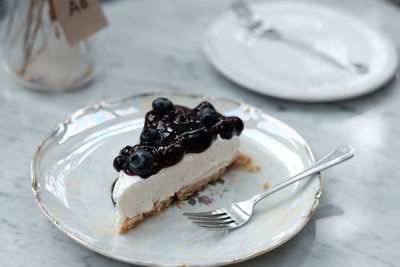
[233,1,252,17]
[232,1,262,31]
[232,2,251,21]
[192,219,235,226]
[196,224,231,231]
[186,215,231,222]
[238,1,253,16]
[183,211,226,217]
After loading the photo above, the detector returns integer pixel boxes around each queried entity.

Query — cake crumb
[175,201,185,209]
[263,182,269,189]
[231,154,261,172]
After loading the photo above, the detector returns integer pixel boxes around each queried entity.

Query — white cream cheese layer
[113,136,240,227]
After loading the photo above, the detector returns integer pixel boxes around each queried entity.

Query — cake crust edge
[118,152,260,234]
[118,156,238,234]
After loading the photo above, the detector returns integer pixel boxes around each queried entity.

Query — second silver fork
[231,1,368,74]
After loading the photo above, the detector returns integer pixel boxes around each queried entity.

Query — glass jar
[2,0,96,91]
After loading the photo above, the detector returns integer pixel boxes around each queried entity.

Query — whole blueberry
[113,155,128,172]
[231,117,244,135]
[127,150,155,177]
[140,128,162,144]
[195,101,215,111]
[152,97,174,114]
[199,107,219,126]
[218,119,234,139]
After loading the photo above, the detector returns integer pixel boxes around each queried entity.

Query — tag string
[48,0,61,38]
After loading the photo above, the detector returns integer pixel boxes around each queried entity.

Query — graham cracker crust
[231,154,261,172]
[118,153,259,234]
[118,166,227,234]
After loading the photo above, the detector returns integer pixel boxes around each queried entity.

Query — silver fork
[183,145,355,231]
[231,1,368,74]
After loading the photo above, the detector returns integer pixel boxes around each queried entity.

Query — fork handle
[251,145,355,205]
[277,35,368,74]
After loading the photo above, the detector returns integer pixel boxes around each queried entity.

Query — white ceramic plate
[203,2,398,102]
[32,92,322,266]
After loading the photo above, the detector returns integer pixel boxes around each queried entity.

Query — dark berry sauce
[112,98,244,179]
[111,178,117,205]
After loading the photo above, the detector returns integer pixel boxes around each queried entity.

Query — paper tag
[51,0,108,45]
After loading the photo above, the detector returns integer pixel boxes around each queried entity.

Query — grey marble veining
[1,0,400,266]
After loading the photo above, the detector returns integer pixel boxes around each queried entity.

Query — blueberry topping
[127,150,155,177]
[218,119,234,139]
[120,146,132,156]
[185,128,214,152]
[163,143,185,166]
[199,107,219,126]
[231,116,244,135]
[152,97,174,114]
[140,128,162,144]
[112,100,244,179]
[196,101,215,111]
[113,155,128,172]
[174,114,190,124]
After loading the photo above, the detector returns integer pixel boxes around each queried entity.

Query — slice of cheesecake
[111,97,244,234]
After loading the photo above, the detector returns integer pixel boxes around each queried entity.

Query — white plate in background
[203,2,398,102]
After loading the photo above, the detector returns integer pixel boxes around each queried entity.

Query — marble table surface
[1,0,400,266]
